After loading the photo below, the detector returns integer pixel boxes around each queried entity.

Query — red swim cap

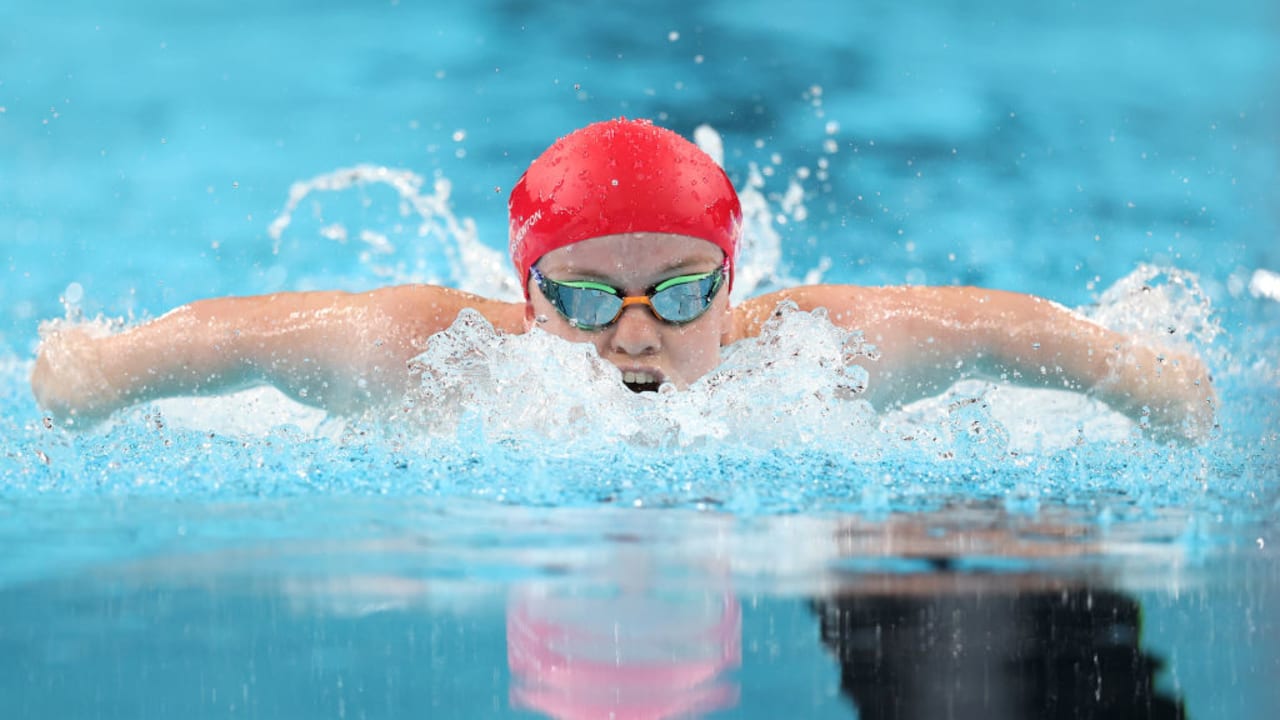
[508,118,741,298]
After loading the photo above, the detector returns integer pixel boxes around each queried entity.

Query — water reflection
[812,588,1184,719]
[507,585,741,719]
[494,510,1187,719]
[806,510,1185,718]
[502,578,1183,719]
[9,502,1215,718]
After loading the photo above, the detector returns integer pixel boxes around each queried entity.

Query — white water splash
[401,305,879,452]
[393,301,1125,458]
[694,124,828,302]
[267,164,520,300]
[1248,268,1280,302]
[692,124,725,167]
[137,265,1209,455]
[1085,264,1220,348]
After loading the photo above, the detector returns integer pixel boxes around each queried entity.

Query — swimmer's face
[527,233,732,392]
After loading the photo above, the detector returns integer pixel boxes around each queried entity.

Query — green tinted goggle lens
[532,263,727,331]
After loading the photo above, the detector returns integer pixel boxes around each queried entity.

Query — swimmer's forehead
[537,233,725,280]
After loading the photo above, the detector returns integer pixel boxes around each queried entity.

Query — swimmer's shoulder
[730,284,889,340]
[362,284,528,336]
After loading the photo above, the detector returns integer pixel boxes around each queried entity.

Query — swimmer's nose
[607,303,661,356]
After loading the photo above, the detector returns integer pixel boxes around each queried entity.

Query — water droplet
[535,315,549,324]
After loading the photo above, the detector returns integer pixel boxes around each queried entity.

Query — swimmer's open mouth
[622,371,664,394]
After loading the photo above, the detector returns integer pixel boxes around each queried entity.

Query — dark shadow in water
[812,583,1185,719]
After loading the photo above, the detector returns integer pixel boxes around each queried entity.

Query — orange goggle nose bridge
[619,295,656,312]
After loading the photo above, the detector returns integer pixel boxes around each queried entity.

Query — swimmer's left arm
[733,285,1216,442]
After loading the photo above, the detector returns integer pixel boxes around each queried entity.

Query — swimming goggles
[530,260,728,331]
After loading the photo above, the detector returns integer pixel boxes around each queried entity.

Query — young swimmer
[30,118,1216,441]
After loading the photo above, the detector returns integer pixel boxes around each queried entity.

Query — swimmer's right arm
[30,286,527,428]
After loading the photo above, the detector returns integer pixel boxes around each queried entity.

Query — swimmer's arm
[31,285,527,427]
[733,285,1215,441]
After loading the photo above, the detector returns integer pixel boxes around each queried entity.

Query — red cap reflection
[507,588,742,719]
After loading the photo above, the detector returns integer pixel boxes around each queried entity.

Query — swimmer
[30,118,1216,441]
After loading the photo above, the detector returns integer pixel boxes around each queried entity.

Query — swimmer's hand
[31,324,125,428]
[1089,342,1217,444]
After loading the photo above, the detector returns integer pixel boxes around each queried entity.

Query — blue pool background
[2,0,1279,718]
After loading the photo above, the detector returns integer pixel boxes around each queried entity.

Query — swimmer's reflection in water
[505,582,1183,720]
[812,585,1185,719]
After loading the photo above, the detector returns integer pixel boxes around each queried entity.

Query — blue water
[2,0,1278,718]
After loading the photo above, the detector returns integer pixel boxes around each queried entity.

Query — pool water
[2,0,1278,718]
